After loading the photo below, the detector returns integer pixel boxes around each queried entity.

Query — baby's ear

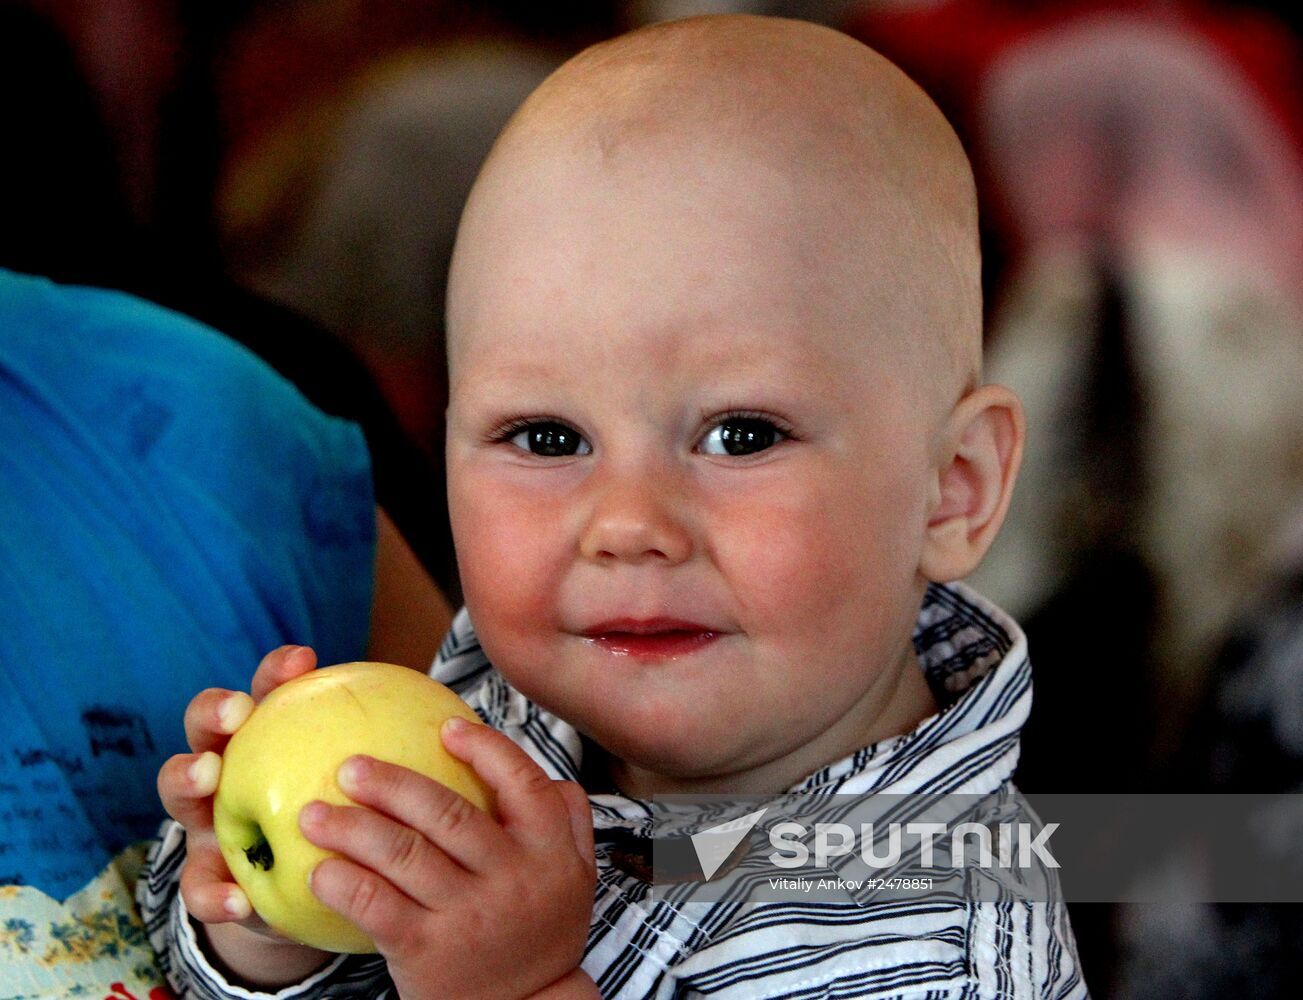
[920,384,1024,583]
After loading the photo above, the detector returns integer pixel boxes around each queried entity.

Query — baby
[144,14,1085,999]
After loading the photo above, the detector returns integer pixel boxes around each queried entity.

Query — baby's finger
[299,800,464,909]
[439,717,574,852]
[158,751,221,829]
[308,856,425,956]
[250,645,317,702]
[335,754,508,873]
[179,840,249,925]
[556,780,597,865]
[183,689,254,753]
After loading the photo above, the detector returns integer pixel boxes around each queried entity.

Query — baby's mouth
[581,619,723,659]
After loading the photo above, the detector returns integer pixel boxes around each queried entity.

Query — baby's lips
[579,615,724,636]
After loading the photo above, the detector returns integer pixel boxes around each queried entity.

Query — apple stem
[245,830,274,872]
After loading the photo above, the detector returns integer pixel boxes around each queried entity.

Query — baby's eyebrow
[452,363,563,395]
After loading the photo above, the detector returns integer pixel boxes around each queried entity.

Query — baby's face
[446,136,940,795]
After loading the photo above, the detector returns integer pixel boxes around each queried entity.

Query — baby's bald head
[444,20,1025,773]
[448,15,982,411]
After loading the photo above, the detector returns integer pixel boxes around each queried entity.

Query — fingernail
[300,800,328,828]
[337,755,369,794]
[442,716,469,738]
[217,692,255,733]
[224,887,252,919]
[188,752,221,795]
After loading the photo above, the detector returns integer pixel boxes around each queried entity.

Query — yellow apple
[212,661,492,953]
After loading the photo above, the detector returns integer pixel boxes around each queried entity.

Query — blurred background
[2,0,1300,994]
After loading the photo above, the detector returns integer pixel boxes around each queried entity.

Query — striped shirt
[139,582,1088,998]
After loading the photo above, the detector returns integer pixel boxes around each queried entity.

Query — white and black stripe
[139,583,1087,998]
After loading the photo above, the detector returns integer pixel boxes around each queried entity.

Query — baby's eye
[699,416,786,457]
[508,421,591,457]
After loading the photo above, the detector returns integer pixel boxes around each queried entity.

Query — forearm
[139,820,390,999]
[201,921,334,991]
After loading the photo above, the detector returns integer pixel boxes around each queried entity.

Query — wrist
[200,920,335,991]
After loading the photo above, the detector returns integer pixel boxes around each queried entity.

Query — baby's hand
[156,645,332,987]
[300,720,600,1000]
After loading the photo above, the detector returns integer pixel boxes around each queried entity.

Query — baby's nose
[578,471,693,565]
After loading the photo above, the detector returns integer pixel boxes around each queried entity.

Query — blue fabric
[0,269,375,900]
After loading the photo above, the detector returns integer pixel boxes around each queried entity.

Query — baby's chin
[589,724,824,799]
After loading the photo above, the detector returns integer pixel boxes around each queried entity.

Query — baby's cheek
[720,499,861,618]
[717,480,916,654]
[454,496,557,628]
